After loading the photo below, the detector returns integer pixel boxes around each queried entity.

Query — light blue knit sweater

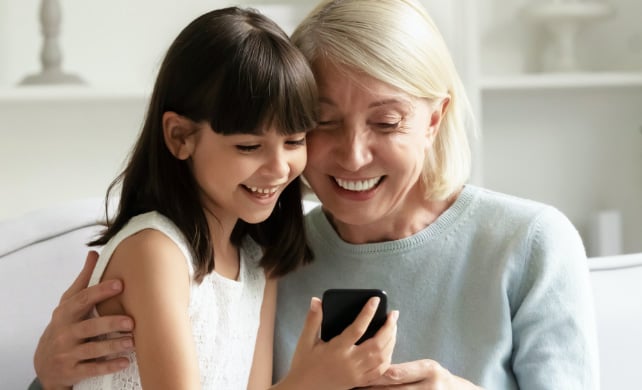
[274,185,599,389]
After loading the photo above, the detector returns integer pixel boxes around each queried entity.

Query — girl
[73,7,397,390]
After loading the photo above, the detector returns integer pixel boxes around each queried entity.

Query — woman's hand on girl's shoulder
[273,296,399,390]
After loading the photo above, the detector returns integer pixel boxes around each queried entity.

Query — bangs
[209,30,318,136]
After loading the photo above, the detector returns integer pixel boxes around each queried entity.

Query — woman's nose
[336,128,372,172]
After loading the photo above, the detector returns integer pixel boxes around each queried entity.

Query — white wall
[1,0,223,89]
[1,0,301,219]
[0,98,146,217]
[483,89,642,255]
[0,0,639,254]
[0,0,457,220]
[0,0,455,88]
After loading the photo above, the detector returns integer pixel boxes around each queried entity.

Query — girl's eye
[286,137,306,146]
[236,144,260,152]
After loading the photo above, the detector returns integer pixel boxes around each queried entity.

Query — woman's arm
[508,207,599,389]
[247,278,278,390]
[103,229,200,389]
[33,252,134,390]
[366,207,596,390]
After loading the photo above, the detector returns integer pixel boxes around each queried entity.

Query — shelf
[0,85,150,102]
[480,72,642,91]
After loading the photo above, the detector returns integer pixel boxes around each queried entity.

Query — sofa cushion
[0,198,105,389]
[589,252,642,389]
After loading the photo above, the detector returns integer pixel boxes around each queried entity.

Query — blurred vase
[19,0,85,85]
[523,1,614,72]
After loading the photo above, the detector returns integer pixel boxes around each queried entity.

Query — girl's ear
[162,112,197,160]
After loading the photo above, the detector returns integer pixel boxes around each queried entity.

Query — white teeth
[334,177,382,192]
[246,185,279,194]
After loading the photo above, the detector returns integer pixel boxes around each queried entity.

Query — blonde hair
[292,0,474,200]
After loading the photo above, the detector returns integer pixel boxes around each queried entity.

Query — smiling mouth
[242,185,280,197]
[333,176,383,192]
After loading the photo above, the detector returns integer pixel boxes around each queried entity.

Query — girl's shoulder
[92,211,195,287]
[103,215,193,280]
[93,212,194,318]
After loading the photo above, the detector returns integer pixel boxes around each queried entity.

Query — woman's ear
[162,112,197,160]
[427,96,450,138]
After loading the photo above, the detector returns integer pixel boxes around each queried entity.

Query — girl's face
[190,124,307,226]
[304,60,443,239]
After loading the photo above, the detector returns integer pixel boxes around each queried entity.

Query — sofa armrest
[0,198,105,389]
[589,252,642,389]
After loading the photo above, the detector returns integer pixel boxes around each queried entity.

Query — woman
[272,1,597,388]
[32,0,598,389]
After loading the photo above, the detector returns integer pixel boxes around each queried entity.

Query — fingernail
[369,296,381,308]
[118,360,130,369]
[391,310,399,321]
[310,297,321,311]
[111,280,122,291]
[122,319,134,330]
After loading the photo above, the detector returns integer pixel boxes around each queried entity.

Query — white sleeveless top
[74,211,266,389]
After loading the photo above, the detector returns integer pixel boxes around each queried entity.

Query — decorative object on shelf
[523,0,615,72]
[19,0,84,85]
[588,209,623,257]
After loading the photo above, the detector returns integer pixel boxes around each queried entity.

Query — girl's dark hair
[90,7,317,281]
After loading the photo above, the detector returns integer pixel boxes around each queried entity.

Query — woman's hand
[275,296,398,390]
[364,360,483,389]
[34,252,135,389]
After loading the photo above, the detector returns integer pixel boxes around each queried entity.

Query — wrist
[269,372,317,390]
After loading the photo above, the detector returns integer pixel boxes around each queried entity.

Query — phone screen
[321,289,388,345]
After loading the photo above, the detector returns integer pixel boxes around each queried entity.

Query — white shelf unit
[480,72,642,91]
[0,86,150,102]
[467,0,642,256]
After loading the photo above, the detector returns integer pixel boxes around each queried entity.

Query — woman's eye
[376,122,400,130]
[317,120,338,128]
[236,144,260,152]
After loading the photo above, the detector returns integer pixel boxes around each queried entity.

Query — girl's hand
[277,296,398,390]
[364,360,483,389]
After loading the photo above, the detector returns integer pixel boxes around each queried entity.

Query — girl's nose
[263,148,290,178]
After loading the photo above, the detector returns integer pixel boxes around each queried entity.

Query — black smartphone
[321,288,388,345]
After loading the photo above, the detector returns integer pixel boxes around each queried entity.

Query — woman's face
[305,60,443,236]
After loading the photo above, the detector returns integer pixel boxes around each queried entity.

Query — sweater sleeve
[510,207,599,390]
[28,378,42,390]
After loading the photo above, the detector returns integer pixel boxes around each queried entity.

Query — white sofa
[1,198,641,389]
[0,198,106,389]
[588,252,642,389]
